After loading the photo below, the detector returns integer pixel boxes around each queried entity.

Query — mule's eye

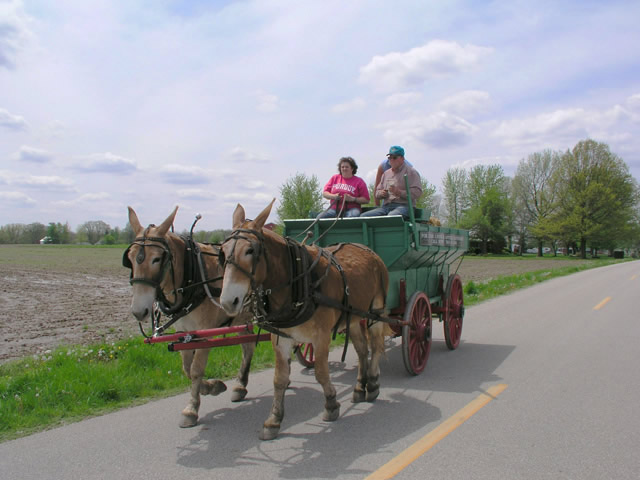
[152,256,162,264]
[246,247,254,255]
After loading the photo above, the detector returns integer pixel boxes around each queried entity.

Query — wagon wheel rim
[444,274,464,350]
[401,291,432,375]
[295,342,315,368]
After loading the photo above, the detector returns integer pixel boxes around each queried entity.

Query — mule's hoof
[202,379,227,396]
[366,387,379,403]
[179,414,198,428]
[322,406,340,422]
[230,387,248,402]
[351,390,366,403]
[260,426,280,441]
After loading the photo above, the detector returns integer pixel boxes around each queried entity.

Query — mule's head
[219,199,275,316]
[123,206,179,322]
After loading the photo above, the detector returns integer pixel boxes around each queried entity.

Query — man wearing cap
[361,146,422,218]
[373,148,414,206]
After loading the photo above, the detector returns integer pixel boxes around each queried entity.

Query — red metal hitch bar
[144,324,272,352]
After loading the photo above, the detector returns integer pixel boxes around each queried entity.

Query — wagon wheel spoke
[401,291,432,375]
[295,342,315,368]
[444,274,464,350]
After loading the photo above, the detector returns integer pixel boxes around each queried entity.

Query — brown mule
[124,206,255,428]
[219,199,389,440]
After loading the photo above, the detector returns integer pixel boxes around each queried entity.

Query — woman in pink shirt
[317,157,370,218]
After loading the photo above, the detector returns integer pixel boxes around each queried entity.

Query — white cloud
[492,105,636,148]
[359,40,493,91]
[0,0,32,69]
[224,192,274,202]
[0,107,28,130]
[627,93,640,111]
[438,90,490,117]
[54,192,110,207]
[74,152,138,174]
[246,180,267,189]
[382,112,477,149]
[331,97,366,113]
[12,145,53,163]
[160,164,211,185]
[227,147,269,163]
[11,174,76,191]
[383,92,423,108]
[176,188,217,200]
[0,190,36,205]
[255,90,279,112]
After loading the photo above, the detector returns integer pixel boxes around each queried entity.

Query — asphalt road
[1,260,639,480]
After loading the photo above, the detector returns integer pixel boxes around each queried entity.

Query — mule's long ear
[158,206,179,236]
[232,204,246,229]
[254,198,276,230]
[128,206,143,235]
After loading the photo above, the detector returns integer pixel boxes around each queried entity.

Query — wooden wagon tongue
[144,324,270,351]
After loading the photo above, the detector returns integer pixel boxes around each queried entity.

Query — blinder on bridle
[122,233,173,287]
[220,227,265,285]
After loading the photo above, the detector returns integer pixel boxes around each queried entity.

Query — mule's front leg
[180,349,226,428]
[231,341,255,402]
[261,336,293,440]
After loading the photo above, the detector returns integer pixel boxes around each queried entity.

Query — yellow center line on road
[593,297,612,310]
[631,274,638,280]
[365,383,508,480]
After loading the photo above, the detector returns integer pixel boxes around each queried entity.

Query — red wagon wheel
[295,342,315,368]
[401,291,432,375]
[443,274,464,350]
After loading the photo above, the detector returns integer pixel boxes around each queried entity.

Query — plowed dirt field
[0,245,590,363]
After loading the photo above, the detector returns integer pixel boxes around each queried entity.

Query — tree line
[0,219,232,246]
[277,139,640,259]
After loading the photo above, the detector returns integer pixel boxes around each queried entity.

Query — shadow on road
[175,339,514,478]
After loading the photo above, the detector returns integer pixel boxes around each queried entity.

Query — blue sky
[1,0,639,231]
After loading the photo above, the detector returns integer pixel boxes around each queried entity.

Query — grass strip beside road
[462,257,625,306]
[0,256,631,442]
[0,338,276,442]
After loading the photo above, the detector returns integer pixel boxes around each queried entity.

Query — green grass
[0,337,275,442]
[463,257,627,306]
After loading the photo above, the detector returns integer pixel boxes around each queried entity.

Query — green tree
[276,172,323,221]
[415,178,435,212]
[22,222,47,244]
[512,150,560,256]
[442,167,468,227]
[0,224,25,244]
[46,222,72,244]
[460,165,510,254]
[77,220,111,245]
[550,139,639,258]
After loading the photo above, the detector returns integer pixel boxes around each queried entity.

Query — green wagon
[283,203,469,375]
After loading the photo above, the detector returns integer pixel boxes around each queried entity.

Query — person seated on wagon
[316,156,370,218]
[361,146,422,219]
[373,152,414,206]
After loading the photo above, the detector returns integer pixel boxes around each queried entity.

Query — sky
[1,0,640,232]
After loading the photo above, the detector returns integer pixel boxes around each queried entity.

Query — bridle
[122,231,174,289]
[123,224,225,337]
[219,227,266,291]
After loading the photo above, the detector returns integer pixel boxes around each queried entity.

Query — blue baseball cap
[387,145,405,157]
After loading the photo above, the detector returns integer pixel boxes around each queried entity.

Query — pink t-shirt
[323,174,370,211]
